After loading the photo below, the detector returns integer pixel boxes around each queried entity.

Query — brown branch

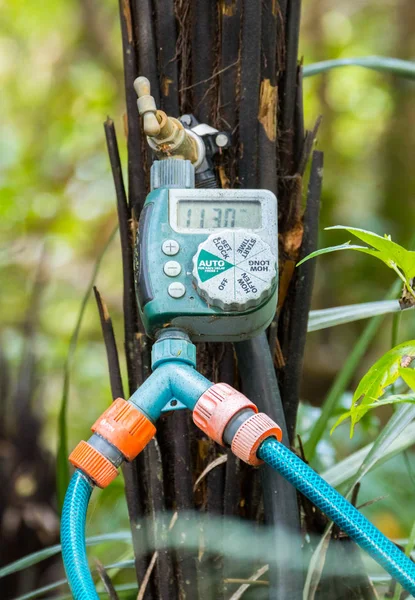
[278,150,323,442]
[104,117,141,395]
[93,286,124,400]
[95,560,120,600]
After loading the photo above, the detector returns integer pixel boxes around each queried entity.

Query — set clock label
[193,231,276,311]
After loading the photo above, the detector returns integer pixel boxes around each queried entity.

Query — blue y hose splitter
[61,329,415,599]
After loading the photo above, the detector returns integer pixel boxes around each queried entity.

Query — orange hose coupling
[69,441,118,488]
[91,398,156,461]
[231,413,282,466]
[192,383,258,445]
[69,399,156,488]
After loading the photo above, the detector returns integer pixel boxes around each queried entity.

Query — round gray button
[162,239,180,256]
[164,261,182,277]
[168,282,186,299]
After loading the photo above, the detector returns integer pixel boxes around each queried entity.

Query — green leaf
[326,226,415,279]
[298,226,415,300]
[56,227,118,510]
[400,367,415,391]
[367,393,415,408]
[296,241,380,267]
[303,56,415,80]
[332,341,415,436]
[329,410,353,435]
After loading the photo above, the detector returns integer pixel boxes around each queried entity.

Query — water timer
[135,160,278,342]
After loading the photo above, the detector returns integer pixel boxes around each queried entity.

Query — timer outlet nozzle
[134,76,204,168]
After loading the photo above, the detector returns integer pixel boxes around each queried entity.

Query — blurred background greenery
[1,0,414,594]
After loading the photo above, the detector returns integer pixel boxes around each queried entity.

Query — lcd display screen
[177,200,261,229]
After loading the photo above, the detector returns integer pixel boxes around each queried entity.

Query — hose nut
[193,383,257,446]
[69,440,118,488]
[231,413,282,466]
[92,398,156,461]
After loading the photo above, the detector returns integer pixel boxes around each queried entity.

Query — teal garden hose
[258,437,415,596]
[61,470,98,600]
[62,434,415,598]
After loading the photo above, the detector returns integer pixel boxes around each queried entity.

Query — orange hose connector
[92,398,156,461]
[69,399,156,488]
[69,441,118,488]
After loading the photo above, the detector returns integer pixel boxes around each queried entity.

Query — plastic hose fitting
[69,441,118,488]
[69,398,156,488]
[193,383,282,465]
[91,398,156,461]
[231,413,282,466]
[192,383,258,445]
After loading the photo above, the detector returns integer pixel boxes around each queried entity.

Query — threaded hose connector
[92,398,156,461]
[231,413,282,466]
[193,383,258,445]
[68,399,156,488]
[69,441,118,488]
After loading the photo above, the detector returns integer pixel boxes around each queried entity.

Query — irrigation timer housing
[135,159,278,342]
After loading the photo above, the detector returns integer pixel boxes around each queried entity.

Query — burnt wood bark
[103,1,324,598]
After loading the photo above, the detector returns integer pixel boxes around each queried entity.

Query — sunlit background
[1,0,414,592]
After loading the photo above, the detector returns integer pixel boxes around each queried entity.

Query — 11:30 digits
[185,207,239,228]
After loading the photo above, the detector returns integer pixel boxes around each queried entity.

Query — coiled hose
[258,436,415,596]
[61,470,99,600]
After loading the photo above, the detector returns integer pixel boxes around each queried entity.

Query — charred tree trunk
[102,1,323,598]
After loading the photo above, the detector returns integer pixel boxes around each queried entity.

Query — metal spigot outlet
[134,76,204,167]
[133,76,161,136]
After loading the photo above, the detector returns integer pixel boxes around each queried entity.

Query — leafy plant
[331,341,415,436]
[298,226,415,302]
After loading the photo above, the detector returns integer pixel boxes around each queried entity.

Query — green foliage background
[1,0,415,574]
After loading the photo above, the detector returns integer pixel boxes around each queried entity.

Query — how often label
[193,230,276,311]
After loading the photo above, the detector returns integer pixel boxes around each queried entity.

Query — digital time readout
[177,200,261,230]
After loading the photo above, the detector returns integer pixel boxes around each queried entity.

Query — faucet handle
[134,76,161,136]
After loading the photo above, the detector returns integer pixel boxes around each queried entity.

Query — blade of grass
[56,226,118,510]
[391,307,415,600]
[393,520,415,600]
[11,558,137,600]
[49,584,138,600]
[307,300,410,332]
[0,531,132,578]
[322,420,415,488]
[228,564,269,600]
[303,56,415,80]
[391,311,402,361]
[13,580,138,600]
[304,279,403,461]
